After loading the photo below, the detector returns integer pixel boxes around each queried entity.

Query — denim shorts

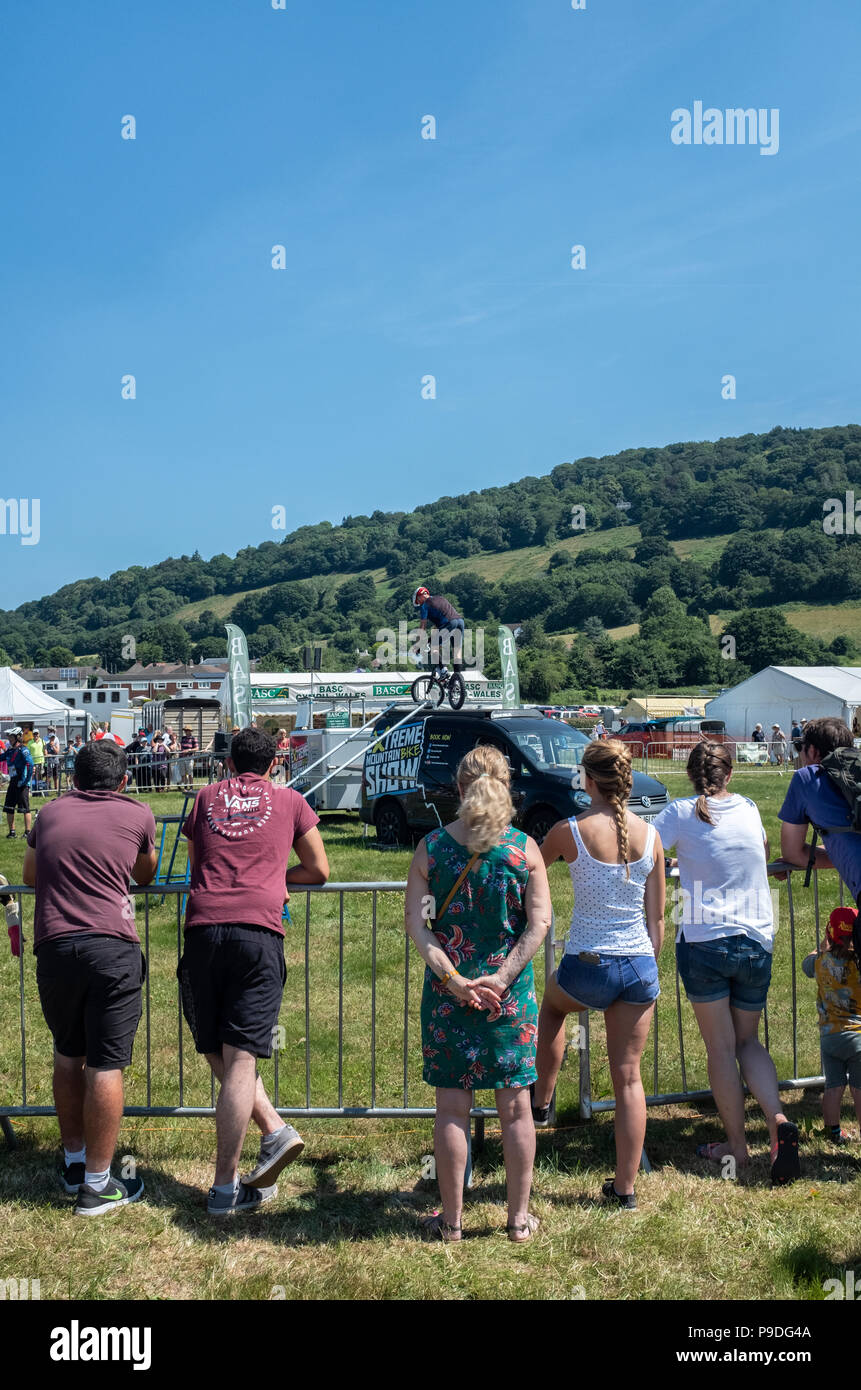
[820,1030,861,1090]
[676,933,772,1012]
[556,951,660,1010]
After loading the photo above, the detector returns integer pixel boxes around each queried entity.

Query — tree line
[0,423,859,700]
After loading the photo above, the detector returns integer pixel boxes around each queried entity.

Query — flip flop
[695,1142,727,1162]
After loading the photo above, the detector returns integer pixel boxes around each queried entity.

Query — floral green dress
[420,826,538,1091]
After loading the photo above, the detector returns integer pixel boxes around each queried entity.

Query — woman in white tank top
[533,739,665,1210]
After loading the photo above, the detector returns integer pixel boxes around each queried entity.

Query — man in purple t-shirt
[22,739,157,1216]
[179,725,329,1216]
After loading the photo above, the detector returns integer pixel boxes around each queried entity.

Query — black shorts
[36,934,145,1069]
[178,924,286,1057]
[3,781,30,813]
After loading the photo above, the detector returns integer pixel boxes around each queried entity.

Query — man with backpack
[779,718,861,907]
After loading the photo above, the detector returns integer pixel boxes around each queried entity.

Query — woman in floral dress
[405,745,552,1243]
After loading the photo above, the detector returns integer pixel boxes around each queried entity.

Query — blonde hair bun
[456,746,514,854]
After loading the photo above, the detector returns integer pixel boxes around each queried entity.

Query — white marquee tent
[706,666,861,740]
[0,666,85,734]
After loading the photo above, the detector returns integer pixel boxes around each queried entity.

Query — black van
[360,706,670,845]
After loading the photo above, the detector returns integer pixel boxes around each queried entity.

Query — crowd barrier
[0,867,837,1144]
[553,861,833,1121]
[622,741,799,776]
[1,882,554,1154]
[19,750,244,798]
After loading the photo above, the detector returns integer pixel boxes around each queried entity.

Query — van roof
[377,704,548,723]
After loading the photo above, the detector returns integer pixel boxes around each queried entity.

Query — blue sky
[2,0,860,607]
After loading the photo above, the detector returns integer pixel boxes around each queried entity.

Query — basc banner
[497,626,520,708]
[225,623,251,729]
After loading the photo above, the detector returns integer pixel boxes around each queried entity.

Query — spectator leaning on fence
[778,718,861,907]
[21,739,158,1215]
[4,729,34,839]
[178,725,330,1217]
[405,745,552,1242]
[533,739,665,1211]
[751,724,765,743]
[652,742,799,1185]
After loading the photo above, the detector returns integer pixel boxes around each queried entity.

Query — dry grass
[0,777,856,1301]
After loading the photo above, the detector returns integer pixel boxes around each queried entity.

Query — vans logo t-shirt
[183,774,319,933]
[207,781,273,838]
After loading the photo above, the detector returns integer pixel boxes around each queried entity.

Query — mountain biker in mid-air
[412,587,465,672]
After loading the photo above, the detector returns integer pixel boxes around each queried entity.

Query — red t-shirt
[181,775,319,935]
[28,791,156,950]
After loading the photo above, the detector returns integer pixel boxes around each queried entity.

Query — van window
[508,723,584,769]
[477,734,528,776]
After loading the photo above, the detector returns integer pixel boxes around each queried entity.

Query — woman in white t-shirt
[653,742,800,1185]
[533,739,665,1211]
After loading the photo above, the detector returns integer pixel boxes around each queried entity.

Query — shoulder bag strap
[435,852,480,924]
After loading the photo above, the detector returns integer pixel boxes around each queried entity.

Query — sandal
[506,1213,540,1243]
[696,1141,728,1162]
[420,1211,462,1243]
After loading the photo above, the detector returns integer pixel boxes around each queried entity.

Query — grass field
[0,774,857,1302]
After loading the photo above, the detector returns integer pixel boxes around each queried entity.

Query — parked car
[360,707,670,845]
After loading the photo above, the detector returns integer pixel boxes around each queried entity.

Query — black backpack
[804,745,861,888]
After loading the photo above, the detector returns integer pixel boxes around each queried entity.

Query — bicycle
[411,664,466,711]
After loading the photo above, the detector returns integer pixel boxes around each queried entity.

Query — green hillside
[2,423,861,700]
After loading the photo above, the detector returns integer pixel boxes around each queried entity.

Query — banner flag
[497,626,520,708]
[225,624,252,730]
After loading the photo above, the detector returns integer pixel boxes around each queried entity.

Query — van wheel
[375,800,408,846]
[524,807,556,845]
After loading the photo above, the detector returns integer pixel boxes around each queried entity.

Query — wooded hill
[3,423,861,701]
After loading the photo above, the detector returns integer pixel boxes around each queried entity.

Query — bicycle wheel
[411,674,445,708]
[447,672,466,711]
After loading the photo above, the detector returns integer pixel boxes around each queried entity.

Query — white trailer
[287,726,372,811]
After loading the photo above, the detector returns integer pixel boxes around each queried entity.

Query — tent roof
[769,666,861,701]
[707,666,861,713]
[0,667,77,721]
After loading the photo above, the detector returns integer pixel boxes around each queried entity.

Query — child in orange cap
[802,907,861,1143]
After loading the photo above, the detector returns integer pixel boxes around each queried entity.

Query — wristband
[439,969,455,987]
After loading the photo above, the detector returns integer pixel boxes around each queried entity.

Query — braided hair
[581,738,634,879]
[687,741,733,824]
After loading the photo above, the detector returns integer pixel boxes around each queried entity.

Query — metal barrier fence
[1,882,559,1140]
[550,861,836,1120]
[16,750,238,799]
[0,867,838,1140]
[624,741,799,776]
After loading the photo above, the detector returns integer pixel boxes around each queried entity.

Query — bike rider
[412,587,465,673]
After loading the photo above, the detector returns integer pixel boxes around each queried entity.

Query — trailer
[287,726,372,811]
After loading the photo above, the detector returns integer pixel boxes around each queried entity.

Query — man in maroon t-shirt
[179,725,329,1216]
[22,739,158,1216]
